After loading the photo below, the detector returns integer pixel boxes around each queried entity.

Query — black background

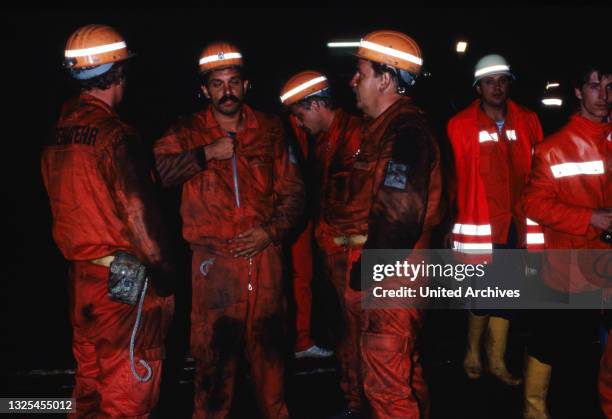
[1,6,610,417]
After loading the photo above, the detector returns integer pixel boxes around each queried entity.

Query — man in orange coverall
[523,63,612,419]
[280,71,363,415]
[154,41,303,419]
[41,24,174,418]
[346,30,444,419]
[285,111,335,360]
[447,54,543,386]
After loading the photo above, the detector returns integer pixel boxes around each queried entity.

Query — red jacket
[523,113,612,292]
[154,104,304,248]
[41,94,170,271]
[447,99,544,253]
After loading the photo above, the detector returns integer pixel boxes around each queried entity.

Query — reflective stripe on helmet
[280,76,327,104]
[65,41,127,58]
[474,64,511,78]
[199,52,242,65]
[359,39,423,66]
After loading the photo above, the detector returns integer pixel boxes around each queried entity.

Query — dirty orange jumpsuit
[346,97,443,419]
[154,104,303,419]
[309,109,364,411]
[41,93,175,418]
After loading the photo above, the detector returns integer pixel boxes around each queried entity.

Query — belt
[90,255,115,268]
[333,234,367,249]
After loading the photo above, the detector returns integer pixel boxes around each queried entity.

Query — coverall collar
[569,112,612,140]
[78,92,118,117]
[364,96,413,138]
[202,103,259,132]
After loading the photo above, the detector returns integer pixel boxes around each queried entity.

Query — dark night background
[1,6,610,418]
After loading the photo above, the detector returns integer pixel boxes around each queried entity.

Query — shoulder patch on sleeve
[383,160,409,190]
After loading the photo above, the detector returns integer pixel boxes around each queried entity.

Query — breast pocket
[245,152,274,194]
[349,159,376,197]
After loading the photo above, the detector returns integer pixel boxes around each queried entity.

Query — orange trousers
[190,245,289,419]
[69,262,173,418]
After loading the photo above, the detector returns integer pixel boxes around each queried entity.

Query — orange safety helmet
[280,70,329,105]
[198,41,244,74]
[355,30,423,77]
[64,24,132,69]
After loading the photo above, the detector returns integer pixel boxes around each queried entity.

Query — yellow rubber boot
[523,355,552,419]
[485,316,522,385]
[463,312,488,379]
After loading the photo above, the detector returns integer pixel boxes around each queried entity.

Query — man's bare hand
[204,136,234,161]
[590,209,612,231]
[228,227,272,258]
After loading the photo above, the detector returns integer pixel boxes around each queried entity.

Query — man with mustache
[154,41,303,419]
[447,54,543,386]
[280,71,363,415]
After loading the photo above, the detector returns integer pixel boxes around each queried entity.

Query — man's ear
[379,71,393,93]
[574,87,582,101]
[475,84,482,96]
[243,80,250,93]
[201,85,210,99]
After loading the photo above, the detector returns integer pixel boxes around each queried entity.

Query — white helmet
[473,54,514,86]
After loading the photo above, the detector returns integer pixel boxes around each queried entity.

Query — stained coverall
[347,97,443,419]
[310,109,363,411]
[154,104,304,419]
[41,93,175,418]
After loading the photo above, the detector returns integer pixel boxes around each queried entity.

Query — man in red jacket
[346,30,443,419]
[600,76,612,419]
[447,54,544,386]
[41,25,175,417]
[523,63,612,419]
[280,71,363,413]
[154,41,303,419]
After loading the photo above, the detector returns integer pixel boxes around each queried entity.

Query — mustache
[219,95,240,104]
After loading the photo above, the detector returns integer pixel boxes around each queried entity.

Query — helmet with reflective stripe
[280,70,329,106]
[199,41,244,74]
[355,30,423,76]
[64,24,132,70]
[473,54,513,86]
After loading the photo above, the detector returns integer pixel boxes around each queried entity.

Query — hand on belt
[333,234,367,248]
[90,255,115,268]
